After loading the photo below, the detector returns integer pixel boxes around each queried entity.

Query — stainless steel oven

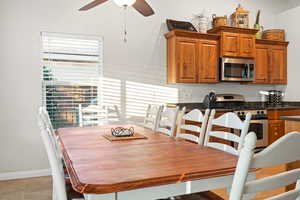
[235,110,268,148]
[221,58,255,82]
[248,119,268,147]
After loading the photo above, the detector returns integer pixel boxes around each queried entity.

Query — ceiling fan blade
[79,0,109,11]
[132,0,155,17]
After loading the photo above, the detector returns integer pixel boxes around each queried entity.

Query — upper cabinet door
[176,38,198,83]
[255,44,270,84]
[221,32,239,57]
[270,45,287,84]
[198,40,219,83]
[239,34,255,58]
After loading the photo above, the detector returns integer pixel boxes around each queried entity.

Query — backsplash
[104,63,286,104]
[177,83,286,103]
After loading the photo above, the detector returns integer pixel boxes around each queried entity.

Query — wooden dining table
[57,125,255,200]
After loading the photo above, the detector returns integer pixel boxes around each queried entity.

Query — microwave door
[223,63,247,80]
[222,58,255,82]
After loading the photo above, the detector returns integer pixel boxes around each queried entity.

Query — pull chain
[123,5,128,43]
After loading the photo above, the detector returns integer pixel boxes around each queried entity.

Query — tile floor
[0,165,288,200]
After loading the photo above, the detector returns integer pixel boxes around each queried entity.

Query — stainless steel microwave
[221,58,255,82]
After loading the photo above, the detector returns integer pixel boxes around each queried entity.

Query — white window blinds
[41,32,103,129]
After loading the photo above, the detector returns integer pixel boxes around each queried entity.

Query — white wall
[276,6,300,101]
[0,0,285,174]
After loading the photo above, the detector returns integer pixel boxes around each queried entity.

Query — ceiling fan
[79,0,155,17]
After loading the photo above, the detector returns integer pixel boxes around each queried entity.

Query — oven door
[248,120,268,147]
[221,58,255,82]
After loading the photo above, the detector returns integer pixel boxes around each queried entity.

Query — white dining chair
[38,107,83,200]
[143,104,163,130]
[156,106,179,136]
[229,131,300,200]
[38,122,83,200]
[176,108,210,144]
[204,109,251,155]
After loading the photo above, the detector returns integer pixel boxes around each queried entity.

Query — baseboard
[0,169,51,181]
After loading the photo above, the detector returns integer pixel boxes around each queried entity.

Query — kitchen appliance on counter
[203,93,268,148]
[203,93,245,109]
[260,90,285,105]
[221,58,255,82]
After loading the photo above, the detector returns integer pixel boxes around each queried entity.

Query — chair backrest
[229,132,300,200]
[79,104,109,127]
[39,107,60,154]
[38,110,67,200]
[156,106,179,136]
[106,105,122,124]
[204,109,251,155]
[143,104,162,130]
[176,108,210,144]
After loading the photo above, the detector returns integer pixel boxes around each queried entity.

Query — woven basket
[262,29,285,41]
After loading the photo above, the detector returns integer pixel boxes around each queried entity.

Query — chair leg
[52,183,56,200]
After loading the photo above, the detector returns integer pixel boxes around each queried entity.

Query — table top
[57,125,238,194]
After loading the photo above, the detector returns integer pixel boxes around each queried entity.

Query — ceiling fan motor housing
[113,0,136,7]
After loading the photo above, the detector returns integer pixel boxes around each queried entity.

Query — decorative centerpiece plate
[111,127,134,137]
[103,126,147,142]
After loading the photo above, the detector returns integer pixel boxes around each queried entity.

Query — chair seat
[158,191,224,200]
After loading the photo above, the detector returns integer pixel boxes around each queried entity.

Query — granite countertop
[280,116,300,121]
[166,102,300,112]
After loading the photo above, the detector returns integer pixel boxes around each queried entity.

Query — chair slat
[244,168,300,194]
[176,133,199,143]
[208,131,241,143]
[180,124,202,133]
[265,189,300,200]
[207,143,238,155]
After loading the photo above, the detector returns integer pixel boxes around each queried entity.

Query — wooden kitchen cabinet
[254,44,270,83]
[239,33,256,58]
[176,38,198,83]
[254,40,288,84]
[268,120,285,144]
[165,30,219,83]
[221,32,255,58]
[268,109,300,145]
[209,26,256,58]
[221,32,239,57]
[198,40,219,82]
[270,45,287,84]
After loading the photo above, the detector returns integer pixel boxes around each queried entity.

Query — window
[41,32,103,129]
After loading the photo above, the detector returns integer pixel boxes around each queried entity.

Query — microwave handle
[248,64,250,79]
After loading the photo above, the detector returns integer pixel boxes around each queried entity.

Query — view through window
[41,32,103,129]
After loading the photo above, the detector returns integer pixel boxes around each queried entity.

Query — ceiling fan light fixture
[113,0,136,7]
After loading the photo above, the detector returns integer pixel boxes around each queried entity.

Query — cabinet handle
[274,132,278,136]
